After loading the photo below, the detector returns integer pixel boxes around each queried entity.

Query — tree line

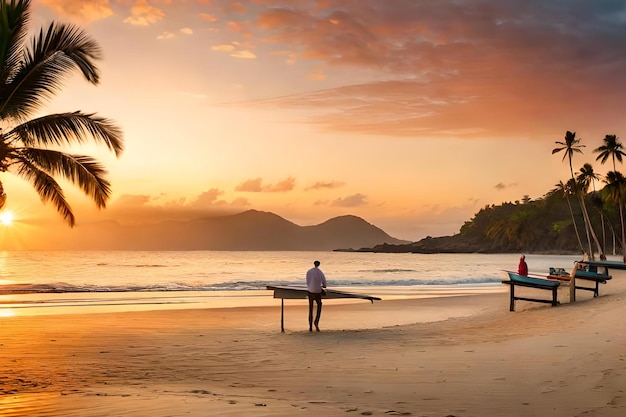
[460,131,626,259]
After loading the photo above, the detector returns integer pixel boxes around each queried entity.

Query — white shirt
[306,266,327,293]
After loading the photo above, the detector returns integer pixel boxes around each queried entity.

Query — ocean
[0,251,587,316]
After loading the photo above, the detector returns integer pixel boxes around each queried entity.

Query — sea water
[0,251,587,316]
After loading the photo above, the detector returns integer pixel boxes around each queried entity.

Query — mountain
[56,210,409,250]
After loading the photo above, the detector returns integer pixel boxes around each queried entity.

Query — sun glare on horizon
[0,211,14,226]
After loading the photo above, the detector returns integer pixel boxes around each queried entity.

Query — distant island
[340,190,613,255]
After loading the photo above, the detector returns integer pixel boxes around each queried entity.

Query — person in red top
[518,255,528,276]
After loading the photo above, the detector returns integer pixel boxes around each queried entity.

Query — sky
[3,0,626,247]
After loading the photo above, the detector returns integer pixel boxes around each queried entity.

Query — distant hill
[56,209,409,250]
[352,189,617,255]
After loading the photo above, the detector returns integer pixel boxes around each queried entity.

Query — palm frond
[552,146,565,154]
[9,111,124,156]
[0,0,30,87]
[16,147,111,208]
[1,21,101,119]
[13,154,75,226]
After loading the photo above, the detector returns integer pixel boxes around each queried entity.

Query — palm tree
[594,134,626,259]
[604,171,626,261]
[0,0,123,226]
[594,134,626,171]
[552,131,601,256]
[553,131,585,179]
[577,163,601,192]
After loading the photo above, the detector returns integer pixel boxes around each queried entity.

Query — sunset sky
[3,0,626,247]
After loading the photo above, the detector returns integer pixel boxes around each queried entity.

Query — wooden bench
[502,271,560,311]
[574,270,612,298]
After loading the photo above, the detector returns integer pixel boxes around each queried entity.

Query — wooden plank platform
[266,286,381,332]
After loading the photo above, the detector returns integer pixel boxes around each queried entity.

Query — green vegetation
[457,131,626,258]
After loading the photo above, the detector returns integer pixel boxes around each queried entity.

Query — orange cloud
[331,193,367,207]
[235,177,295,192]
[235,178,263,192]
[209,1,626,140]
[231,50,256,59]
[305,181,344,191]
[200,13,218,22]
[157,31,175,39]
[265,177,295,192]
[123,0,165,26]
[39,0,114,22]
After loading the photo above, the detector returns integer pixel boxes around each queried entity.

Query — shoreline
[2,275,626,416]
[0,284,505,318]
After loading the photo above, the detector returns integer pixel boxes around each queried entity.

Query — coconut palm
[0,0,123,226]
[552,131,585,179]
[604,171,626,261]
[594,134,626,171]
[551,131,602,256]
[577,163,601,192]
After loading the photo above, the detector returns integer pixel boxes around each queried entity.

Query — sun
[0,211,14,226]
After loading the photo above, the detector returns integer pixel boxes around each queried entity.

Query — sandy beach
[2,273,626,417]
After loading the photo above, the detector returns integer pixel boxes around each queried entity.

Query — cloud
[212,44,236,52]
[211,41,256,58]
[265,177,295,192]
[331,193,367,207]
[235,178,263,192]
[113,194,152,207]
[113,189,249,210]
[188,188,226,208]
[185,188,250,208]
[235,177,295,192]
[200,13,218,23]
[156,27,193,40]
[214,0,626,139]
[39,0,114,22]
[157,31,175,40]
[230,197,251,207]
[495,182,518,191]
[305,181,345,191]
[231,50,257,59]
[123,0,165,26]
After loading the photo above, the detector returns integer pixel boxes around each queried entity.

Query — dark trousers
[308,292,322,329]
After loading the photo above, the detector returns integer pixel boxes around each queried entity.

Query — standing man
[306,260,327,332]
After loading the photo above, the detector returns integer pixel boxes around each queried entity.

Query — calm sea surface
[0,251,587,316]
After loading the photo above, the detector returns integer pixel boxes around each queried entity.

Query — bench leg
[552,287,558,306]
[510,285,515,312]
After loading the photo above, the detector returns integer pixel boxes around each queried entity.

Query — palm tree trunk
[577,195,594,257]
[619,197,626,263]
[579,195,603,258]
[565,196,585,253]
